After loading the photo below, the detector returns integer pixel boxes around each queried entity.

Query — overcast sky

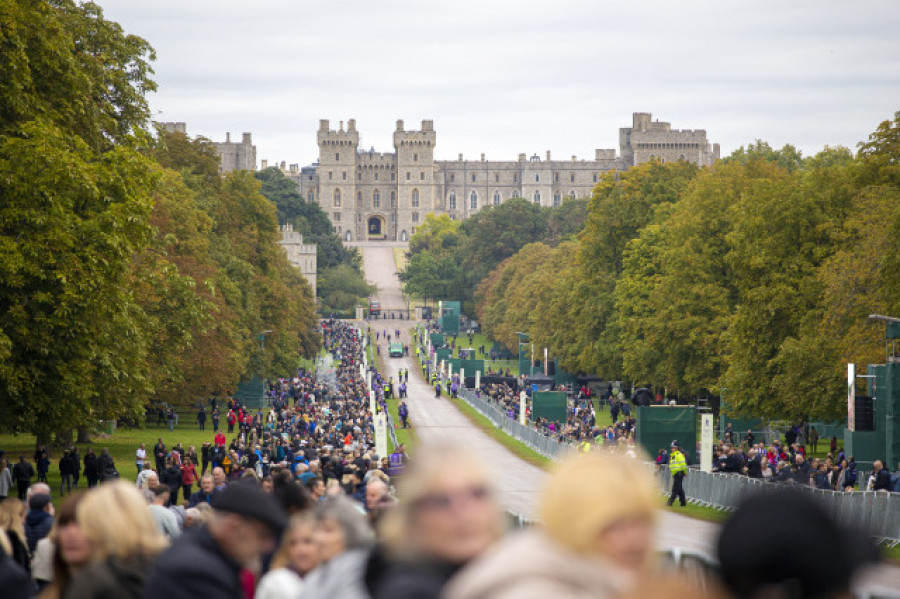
[96,0,900,168]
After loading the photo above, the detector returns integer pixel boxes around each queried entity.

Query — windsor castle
[211,112,720,243]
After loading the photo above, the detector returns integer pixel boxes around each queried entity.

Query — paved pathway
[354,241,900,596]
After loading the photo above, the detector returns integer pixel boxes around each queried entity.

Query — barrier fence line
[415,334,900,545]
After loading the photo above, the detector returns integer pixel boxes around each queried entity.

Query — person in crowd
[148,486,181,540]
[872,459,893,491]
[38,492,89,599]
[58,450,75,497]
[96,448,118,482]
[301,495,375,599]
[188,474,217,507]
[160,457,183,506]
[82,449,99,489]
[143,481,287,599]
[25,493,54,554]
[367,443,504,599]
[36,448,50,483]
[212,466,228,492]
[70,447,81,490]
[667,440,688,507]
[717,490,878,599]
[0,457,13,500]
[13,455,35,501]
[53,481,168,599]
[180,456,198,503]
[0,531,32,599]
[135,443,146,477]
[197,407,207,431]
[0,498,30,575]
[255,513,320,599]
[446,452,660,599]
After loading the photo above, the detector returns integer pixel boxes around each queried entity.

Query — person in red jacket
[226,409,236,433]
[180,457,198,504]
[214,431,226,447]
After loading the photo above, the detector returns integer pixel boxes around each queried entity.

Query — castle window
[553,193,561,207]
[555,173,559,182]
[593,174,598,183]
[449,192,456,211]
[391,172,395,181]
[495,174,499,182]
[512,190,519,198]
[335,153,339,161]
[412,212,419,223]
[373,190,380,208]
[470,191,477,210]
[391,191,396,209]
[471,173,476,183]
[570,174,575,183]
[343,171,347,181]
[374,172,378,181]
[333,189,341,207]
[513,174,517,182]
[308,190,315,203]
[412,189,420,208]
[450,173,455,182]
[570,190,576,199]
[333,212,341,222]
[413,153,418,162]
[358,213,362,223]
[406,172,411,181]
[357,172,361,180]
[357,191,363,208]
[493,191,501,206]
[420,171,425,181]
[533,191,541,205]
[328,171,333,181]
[535,174,540,182]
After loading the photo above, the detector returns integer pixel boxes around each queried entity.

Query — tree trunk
[54,429,73,450]
[76,426,92,444]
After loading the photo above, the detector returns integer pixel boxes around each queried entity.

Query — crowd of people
[0,315,889,599]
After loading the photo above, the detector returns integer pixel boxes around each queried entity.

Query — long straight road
[354,241,900,596]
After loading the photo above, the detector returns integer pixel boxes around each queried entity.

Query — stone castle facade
[263,113,718,242]
[276,223,317,296]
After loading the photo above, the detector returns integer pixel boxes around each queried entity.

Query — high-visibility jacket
[578,441,592,454]
[669,449,688,475]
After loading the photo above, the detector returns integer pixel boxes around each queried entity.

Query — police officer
[667,440,688,507]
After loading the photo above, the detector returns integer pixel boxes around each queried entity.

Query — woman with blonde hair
[365,442,505,599]
[255,513,320,599]
[0,498,30,574]
[445,452,660,599]
[53,481,169,598]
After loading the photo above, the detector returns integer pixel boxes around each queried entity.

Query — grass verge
[664,501,730,523]
[448,395,551,469]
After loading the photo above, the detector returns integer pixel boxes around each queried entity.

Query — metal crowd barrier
[657,468,900,545]
[457,387,574,459]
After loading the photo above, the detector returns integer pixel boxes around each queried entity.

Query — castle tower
[392,120,436,241]
[317,119,359,241]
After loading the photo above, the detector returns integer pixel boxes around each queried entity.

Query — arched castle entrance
[367,215,386,240]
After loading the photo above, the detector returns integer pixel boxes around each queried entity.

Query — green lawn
[1,420,222,494]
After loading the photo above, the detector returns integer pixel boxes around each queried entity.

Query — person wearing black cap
[143,480,287,599]
[666,441,687,507]
[717,490,879,599]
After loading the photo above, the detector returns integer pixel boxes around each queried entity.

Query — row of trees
[254,167,374,316]
[471,114,900,420]
[0,1,320,443]
[399,197,588,314]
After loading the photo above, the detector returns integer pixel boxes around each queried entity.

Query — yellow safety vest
[669,449,688,475]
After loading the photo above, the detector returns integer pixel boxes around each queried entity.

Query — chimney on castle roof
[339,121,344,132]
[261,159,268,169]
[226,132,231,143]
[396,119,405,132]
[242,133,252,144]
[481,153,485,161]
[458,153,463,161]
[422,120,433,131]
[546,150,551,161]
[319,120,329,132]
[348,119,357,132]
[518,153,526,162]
